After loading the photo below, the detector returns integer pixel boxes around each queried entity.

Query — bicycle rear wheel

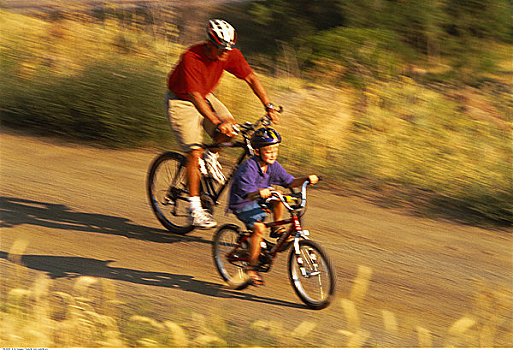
[288,240,336,309]
[147,152,193,234]
[212,224,252,290]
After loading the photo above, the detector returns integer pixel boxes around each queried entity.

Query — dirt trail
[1,130,511,347]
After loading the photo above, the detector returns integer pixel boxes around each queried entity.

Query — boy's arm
[247,188,275,200]
[289,175,319,188]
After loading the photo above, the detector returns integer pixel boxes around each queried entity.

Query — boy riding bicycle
[228,127,318,285]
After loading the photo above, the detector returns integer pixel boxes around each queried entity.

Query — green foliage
[336,80,513,224]
[0,55,169,147]
[301,27,414,86]
[444,0,513,42]
[248,0,344,46]
[242,0,512,84]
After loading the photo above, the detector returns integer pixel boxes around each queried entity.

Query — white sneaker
[203,151,226,184]
[189,208,217,229]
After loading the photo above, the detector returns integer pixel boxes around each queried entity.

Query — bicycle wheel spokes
[288,240,336,309]
[212,225,251,290]
[147,152,193,234]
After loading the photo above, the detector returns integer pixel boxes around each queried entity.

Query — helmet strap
[254,148,265,162]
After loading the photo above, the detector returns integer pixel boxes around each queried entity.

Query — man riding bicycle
[166,19,280,229]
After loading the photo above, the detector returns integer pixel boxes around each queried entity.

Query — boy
[228,127,318,285]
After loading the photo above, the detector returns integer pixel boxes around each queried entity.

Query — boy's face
[257,144,279,165]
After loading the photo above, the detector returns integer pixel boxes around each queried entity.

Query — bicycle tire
[212,224,252,290]
[288,240,336,309]
[147,152,194,234]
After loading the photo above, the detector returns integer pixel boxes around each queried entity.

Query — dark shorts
[234,201,268,231]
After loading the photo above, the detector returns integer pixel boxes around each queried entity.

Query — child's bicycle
[212,179,337,310]
[146,114,276,235]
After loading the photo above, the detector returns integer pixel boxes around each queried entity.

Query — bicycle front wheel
[288,240,336,309]
[147,152,193,234]
[212,224,252,290]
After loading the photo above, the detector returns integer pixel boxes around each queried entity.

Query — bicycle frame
[202,140,252,204]
[227,181,314,265]
[200,116,271,205]
[147,115,277,234]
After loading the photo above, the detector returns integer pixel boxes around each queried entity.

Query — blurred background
[1,0,512,225]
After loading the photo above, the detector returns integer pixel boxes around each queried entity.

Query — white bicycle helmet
[206,19,237,50]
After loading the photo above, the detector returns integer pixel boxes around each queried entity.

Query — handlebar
[218,106,283,136]
[261,178,320,212]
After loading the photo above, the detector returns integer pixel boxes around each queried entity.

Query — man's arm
[188,91,235,136]
[243,72,280,123]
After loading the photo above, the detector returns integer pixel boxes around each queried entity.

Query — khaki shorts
[165,90,233,152]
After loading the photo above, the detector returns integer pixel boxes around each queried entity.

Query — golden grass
[0,8,180,79]
[2,239,512,347]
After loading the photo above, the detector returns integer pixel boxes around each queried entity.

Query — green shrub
[336,79,513,224]
[1,55,171,147]
[300,27,415,87]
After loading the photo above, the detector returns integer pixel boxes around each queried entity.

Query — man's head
[205,19,236,61]
[206,19,236,49]
[251,127,282,164]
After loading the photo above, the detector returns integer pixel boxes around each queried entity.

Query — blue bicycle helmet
[250,127,282,149]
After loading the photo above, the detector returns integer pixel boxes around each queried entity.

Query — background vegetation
[0,1,512,225]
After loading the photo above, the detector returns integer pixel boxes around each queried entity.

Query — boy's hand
[308,175,319,185]
[259,188,272,198]
[259,187,281,199]
[248,188,274,200]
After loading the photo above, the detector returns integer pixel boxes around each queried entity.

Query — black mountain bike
[146,115,273,234]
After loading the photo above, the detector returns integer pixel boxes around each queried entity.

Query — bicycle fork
[291,215,320,278]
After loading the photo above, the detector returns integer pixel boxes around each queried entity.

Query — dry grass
[2,239,511,347]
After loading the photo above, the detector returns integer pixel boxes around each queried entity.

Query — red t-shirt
[167,43,253,100]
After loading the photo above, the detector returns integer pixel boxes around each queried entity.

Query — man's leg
[185,149,217,229]
[166,92,216,229]
[186,149,202,197]
[202,94,235,184]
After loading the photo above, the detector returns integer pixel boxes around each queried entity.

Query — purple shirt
[229,156,295,212]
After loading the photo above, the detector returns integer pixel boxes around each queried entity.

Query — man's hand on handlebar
[267,108,280,124]
[217,118,237,137]
[265,104,282,124]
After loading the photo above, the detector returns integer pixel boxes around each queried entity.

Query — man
[166,19,279,229]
